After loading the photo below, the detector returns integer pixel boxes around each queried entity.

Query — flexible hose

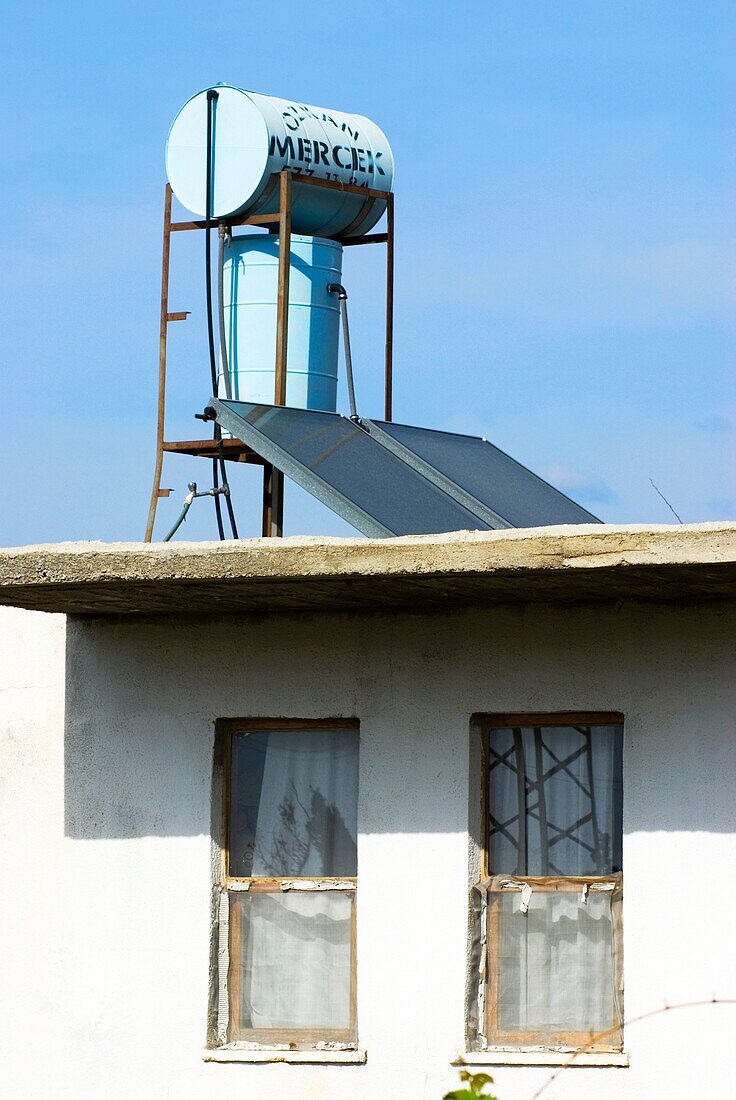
[328,284,359,420]
[205,89,238,540]
[163,499,192,542]
[339,296,358,421]
[164,482,234,542]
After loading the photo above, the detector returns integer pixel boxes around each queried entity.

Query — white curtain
[231,727,359,878]
[228,728,357,1033]
[488,725,621,876]
[497,889,616,1034]
[234,890,352,1029]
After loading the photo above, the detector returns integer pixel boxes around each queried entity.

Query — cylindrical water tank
[220,234,343,411]
[166,85,393,237]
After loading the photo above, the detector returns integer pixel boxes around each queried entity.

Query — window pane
[494,888,618,1036]
[230,890,353,1031]
[229,727,358,878]
[488,724,623,876]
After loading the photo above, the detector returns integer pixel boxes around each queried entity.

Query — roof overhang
[0,523,734,617]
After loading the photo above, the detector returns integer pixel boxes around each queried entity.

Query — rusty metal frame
[144,172,395,541]
[144,184,180,541]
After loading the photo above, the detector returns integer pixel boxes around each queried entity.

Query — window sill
[455,1050,629,1068]
[204,1047,367,1065]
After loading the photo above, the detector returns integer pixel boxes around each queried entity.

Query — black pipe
[205,88,238,540]
[205,89,219,396]
[217,429,239,539]
[212,456,225,540]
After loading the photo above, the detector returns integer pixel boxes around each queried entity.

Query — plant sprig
[444,1069,499,1099]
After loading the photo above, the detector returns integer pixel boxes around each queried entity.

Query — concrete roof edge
[1,523,735,589]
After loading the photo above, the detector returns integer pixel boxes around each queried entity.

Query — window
[212,719,359,1049]
[474,713,623,1051]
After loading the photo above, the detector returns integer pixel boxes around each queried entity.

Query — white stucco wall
[1,599,735,1099]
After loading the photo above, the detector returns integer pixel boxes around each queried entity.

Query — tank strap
[339,195,380,239]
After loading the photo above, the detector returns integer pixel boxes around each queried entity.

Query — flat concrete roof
[0,523,734,616]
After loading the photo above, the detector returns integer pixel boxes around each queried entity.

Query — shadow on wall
[62,613,448,841]
[63,604,736,840]
[63,617,215,840]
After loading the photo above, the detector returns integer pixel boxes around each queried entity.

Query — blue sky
[0,1,733,542]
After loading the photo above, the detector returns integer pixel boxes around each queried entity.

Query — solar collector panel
[367,419,600,527]
[212,399,492,537]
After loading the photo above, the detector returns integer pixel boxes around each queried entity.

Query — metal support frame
[145,184,177,542]
[144,172,395,541]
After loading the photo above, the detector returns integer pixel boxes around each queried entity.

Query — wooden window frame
[476,712,624,1053]
[216,717,359,1048]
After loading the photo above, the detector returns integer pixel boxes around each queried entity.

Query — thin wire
[528,997,736,1099]
[649,477,684,524]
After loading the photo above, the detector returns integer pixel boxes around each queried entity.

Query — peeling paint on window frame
[467,712,625,1055]
[208,717,359,1052]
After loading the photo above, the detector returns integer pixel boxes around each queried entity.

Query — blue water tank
[220,234,343,411]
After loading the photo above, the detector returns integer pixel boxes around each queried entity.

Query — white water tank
[166,85,394,237]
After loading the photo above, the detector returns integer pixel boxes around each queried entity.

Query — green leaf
[444,1068,499,1099]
